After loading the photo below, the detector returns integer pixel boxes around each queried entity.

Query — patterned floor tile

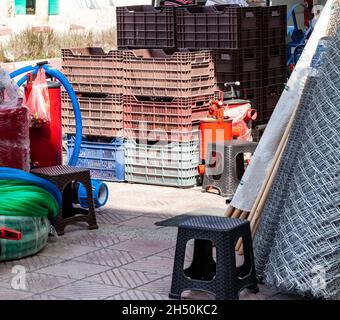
[107,289,169,300]
[109,239,174,257]
[36,260,111,280]
[124,256,174,276]
[0,286,34,300]
[43,280,125,300]
[119,216,162,229]
[239,289,267,300]
[0,272,76,294]
[96,212,140,225]
[0,256,64,281]
[26,294,70,300]
[39,243,98,260]
[74,248,142,268]
[181,290,215,300]
[137,276,172,296]
[155,245,194,261]
[59,231,127,248]
[113,225,178,242]
[86,268,165,289]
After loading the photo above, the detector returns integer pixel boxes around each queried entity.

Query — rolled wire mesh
[253,23,340,298]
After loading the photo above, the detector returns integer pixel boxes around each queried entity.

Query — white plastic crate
[125,139,199,188]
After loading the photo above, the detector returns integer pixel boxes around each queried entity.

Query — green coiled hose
[0,180,59,218]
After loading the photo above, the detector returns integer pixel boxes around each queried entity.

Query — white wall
[49,0,153,30]
[1,0,153,33]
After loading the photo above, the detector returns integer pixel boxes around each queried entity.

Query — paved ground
[0,182,302,300]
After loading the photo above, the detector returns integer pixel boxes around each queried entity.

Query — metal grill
[253,9,340,299]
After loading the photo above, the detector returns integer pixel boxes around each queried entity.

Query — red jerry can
[25,79,62,168]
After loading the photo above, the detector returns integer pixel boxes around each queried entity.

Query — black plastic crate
[262,44,287,69]
[216,70,263,91]
[117,5,176,49]
[246,83,285,125]
[214,47,263,73]
[262,5,287,30]
[263,66,287,86]
[262,27,287,46]
[176,5,263,49]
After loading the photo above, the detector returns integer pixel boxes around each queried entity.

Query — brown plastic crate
[262,44,286,69]
[124,94,214,142]
[262,27,287,46]
[259,84,285,124]
[61,47,123,94]
[241,83,285,125]
[262,5,287,30]
[117,5,176,49]
[216,69,263,91]
[241,86,264,111]
[176,5,263,49]
[263,66,287,86]
[214,47,263,73]
[62,92,123,137]
[123,49,215,97]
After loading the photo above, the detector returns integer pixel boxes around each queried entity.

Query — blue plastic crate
[67,135,125,182]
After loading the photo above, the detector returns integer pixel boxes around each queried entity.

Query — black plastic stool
[169,215,258,300]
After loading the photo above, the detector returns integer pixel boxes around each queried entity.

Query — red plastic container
[62,92,124,137]
[200,119,233,161]
[26,81,63,168]
[124,94,214,142]
[0,105,30,171]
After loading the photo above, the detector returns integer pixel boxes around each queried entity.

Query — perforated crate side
[61,47,124,94]
[123,49,215,97]
[62,92,124,137]
[67,135,125,182]
[242,83,285,125]
[261,27,287,47]
[124,139,199,187]
[263,66,287,87]
[216,70,263,90]
[123,95,211,141]
[117,5,176,49]
[262,5,287,30]
[175,5,263,49]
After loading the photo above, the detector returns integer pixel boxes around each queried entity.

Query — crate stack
[117,5,217,188]
[175,4,287,125]
[61,47,125,182]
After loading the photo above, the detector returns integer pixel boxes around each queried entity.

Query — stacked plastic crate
[117,6,216,187]
[175,5,287,125]
[61,48,125,181]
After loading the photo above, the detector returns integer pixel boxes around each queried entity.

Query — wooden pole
[224,205,235,217]
[249,118,291,235]
[250,134,288,235]
[239,211,249,220]
[231,209,242,219]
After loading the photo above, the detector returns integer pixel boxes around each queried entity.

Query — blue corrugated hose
[10,63,82,166]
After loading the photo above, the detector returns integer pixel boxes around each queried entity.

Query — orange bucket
[200,118,233,161]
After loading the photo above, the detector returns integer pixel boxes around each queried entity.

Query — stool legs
[236,230,258,294]
[54,175,98,236]
[169,226,258,300]
[169,230,190,299]
[214,235,239,300]
[78,175,98,231]
[184,240,216,281]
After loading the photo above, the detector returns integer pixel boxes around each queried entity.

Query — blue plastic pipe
[10,64,82,166]
[0,167,62,207]
[9,62,109,209]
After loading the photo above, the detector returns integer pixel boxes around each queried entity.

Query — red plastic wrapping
[0,106,30,171]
